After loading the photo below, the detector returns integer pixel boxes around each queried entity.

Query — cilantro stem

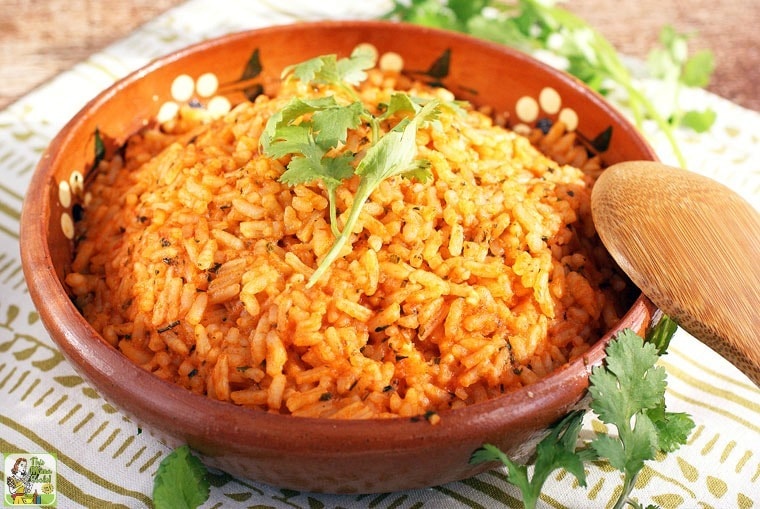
[369,116,381,149]
[307,99,439,288]
[262,50,441,289]
[307,178,374,287]
[614,473,640,509]
[470,409,593,509]
[624,84,686,165]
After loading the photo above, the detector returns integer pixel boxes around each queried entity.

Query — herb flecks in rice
[66,49,626,419]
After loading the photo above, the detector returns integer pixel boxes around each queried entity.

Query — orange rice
[66,60,628,419]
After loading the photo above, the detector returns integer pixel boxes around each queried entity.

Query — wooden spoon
[591,161,760,386]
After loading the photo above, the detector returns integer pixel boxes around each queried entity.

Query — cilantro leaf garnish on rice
[260,48,443,287]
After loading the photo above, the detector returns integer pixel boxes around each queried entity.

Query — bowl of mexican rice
[20,20,658,493]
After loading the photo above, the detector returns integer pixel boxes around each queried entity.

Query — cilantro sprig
[260,49,441,287]
[305,98,438,286]
[281,44,377,89]
[471,410,595,509]
[471,317,694,508]
[387,0,716,167]
[262,96,363,236]
[589,329,695,509]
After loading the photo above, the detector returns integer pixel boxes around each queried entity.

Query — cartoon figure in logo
[6,457,33,504]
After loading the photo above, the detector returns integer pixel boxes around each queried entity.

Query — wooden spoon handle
[592,161,760,386]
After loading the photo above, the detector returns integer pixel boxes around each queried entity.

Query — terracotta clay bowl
[20,21,657,494]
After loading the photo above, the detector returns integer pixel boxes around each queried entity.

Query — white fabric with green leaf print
[1,1,758,508]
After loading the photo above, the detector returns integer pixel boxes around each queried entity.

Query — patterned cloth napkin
[1,1,758,507]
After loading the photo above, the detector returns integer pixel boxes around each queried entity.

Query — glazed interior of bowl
[20,20,657,494]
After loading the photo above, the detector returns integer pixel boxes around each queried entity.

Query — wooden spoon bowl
[591,161,760,386]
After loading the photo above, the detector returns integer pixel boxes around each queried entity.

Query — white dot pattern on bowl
[207,96,232,117]
[379,51,404,73]
[156,44,412,125]
[70,171,84,195]
[515,96,539,123]
[515,86,578,133]
[157,101,180,124]
[558,107,579,132]
[61,212,74,240]
[196,72,219,97]
[160,72,231,123]
[58,170,86,240]
[170,74,195,102]
[355,42,379,62]
[58,180,71,209]
[538,87,561,115]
